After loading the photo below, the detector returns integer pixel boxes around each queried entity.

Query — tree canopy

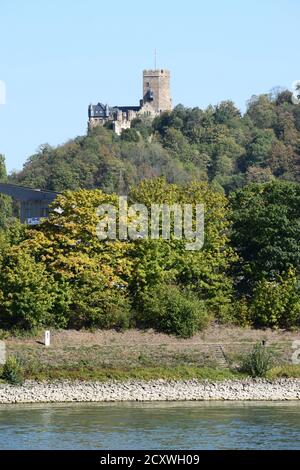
[7,90,300,196]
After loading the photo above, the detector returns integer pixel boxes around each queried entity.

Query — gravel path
[0,379,299,404]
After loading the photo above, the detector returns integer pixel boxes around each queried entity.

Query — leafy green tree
[129,178,236,321]
[214,100,241,125]
[0,249,57,330]
[243,129,276,169]
[230,181,300,292]
[0,219,25,260]
[15,189,132,329]
[121,128,140,142]
[275,89,293,106]
[268,141,295,177]
[246,94,277,129]
[131,114,153,139]
[245,166,274,183]
[274,108,299,144]
[21,189,131,278]
[68,269,131,330]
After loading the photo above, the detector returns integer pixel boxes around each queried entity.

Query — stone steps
[207,344,228,367]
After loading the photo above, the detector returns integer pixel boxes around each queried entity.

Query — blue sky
[0,0,299,172]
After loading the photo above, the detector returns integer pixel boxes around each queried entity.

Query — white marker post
[0,340,6,365]
[45,330,51,347]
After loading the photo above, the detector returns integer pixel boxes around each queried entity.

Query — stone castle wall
[88,69,172,134]
[143,69,172,112]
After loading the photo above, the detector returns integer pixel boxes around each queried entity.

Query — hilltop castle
[88,69,172,135]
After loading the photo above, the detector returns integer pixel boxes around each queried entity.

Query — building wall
[143,69,172,113]
[113,112,133,135]
[88,117,106,129]
[20,200,51,224]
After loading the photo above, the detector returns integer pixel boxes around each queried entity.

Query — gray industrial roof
[0,183,59,202]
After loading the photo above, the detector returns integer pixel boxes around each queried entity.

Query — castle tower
[142,69,172,113]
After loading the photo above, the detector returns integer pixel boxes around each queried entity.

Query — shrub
[2,356,24,385]
[250,271,300,328]
[139,284,209,337]
[241,343,273,377]
[120,128,140,142]
[232,297,252,327]
[68,273,132,330]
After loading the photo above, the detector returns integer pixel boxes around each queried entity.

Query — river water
[0,401,299,449]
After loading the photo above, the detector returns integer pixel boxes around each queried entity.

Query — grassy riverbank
[5,366,243,383]
[1,326,300,382]
[1,365,299,383]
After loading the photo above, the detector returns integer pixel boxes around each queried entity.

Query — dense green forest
[8,89,300,195]
[0,89,299,335]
